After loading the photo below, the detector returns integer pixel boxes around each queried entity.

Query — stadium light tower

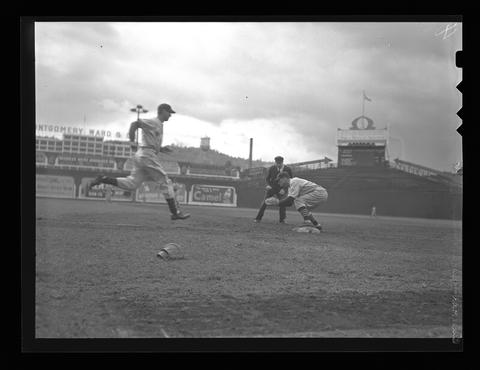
[130,104,149,146]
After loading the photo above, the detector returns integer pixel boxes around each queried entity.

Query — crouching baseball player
[88,103,190,220]
[265,172,328,231]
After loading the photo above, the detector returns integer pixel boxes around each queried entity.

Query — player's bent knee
[294,201,306,209]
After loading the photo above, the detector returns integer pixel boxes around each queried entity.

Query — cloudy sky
[35,21,462,171]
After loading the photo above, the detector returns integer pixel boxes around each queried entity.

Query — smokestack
[249,138,253,168]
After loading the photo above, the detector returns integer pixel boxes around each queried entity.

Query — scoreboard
[338,145,386,167]
[336,117,388,167]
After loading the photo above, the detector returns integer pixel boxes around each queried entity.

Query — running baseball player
[88,103,190,220]
[265,172,328,231]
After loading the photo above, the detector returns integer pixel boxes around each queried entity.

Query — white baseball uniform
[115,117,174,198]
[287,177,328,210]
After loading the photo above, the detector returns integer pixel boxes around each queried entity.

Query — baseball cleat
[171,212,191,220]
[253,219,261,223]
[88,176,104,190]
[279,220,287,224]
[315,224,323,231]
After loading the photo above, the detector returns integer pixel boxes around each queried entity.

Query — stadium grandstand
[237,115,462,220]
[35,132,270,207]
[36,115,462,219]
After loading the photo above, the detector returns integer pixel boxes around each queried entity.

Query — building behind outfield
[35,132,244,207]
[35,117,462,220]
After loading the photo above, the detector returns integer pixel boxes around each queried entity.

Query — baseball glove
[129,141,138,152]
[265,196,279,206]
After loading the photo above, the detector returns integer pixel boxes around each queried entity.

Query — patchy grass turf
[34,198,462,338]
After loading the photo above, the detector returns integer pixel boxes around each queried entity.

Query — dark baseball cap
[274,156,284,163]
[158,103,176,113]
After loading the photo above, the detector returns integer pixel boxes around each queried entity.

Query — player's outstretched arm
[278,196,295,207]
[265,166,274,189]
[128,121,141,151]
[128,121,140,142]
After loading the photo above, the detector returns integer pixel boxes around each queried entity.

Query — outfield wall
[35,166,462,219]
[36,174,76,199]
[236,175,462,220]
[35,168,239,207]
[321,189,461,220]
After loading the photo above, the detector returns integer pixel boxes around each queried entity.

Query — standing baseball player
[265,172,328,231]
[88,103,190,220]
[254,156,293,223]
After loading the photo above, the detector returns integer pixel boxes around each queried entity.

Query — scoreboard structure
[336,115,388,167]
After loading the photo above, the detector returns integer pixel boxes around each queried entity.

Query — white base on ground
[292,226,321,234]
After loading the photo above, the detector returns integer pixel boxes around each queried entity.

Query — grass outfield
[34,198,462,338]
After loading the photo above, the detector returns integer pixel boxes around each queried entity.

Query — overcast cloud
[35,21,462,170]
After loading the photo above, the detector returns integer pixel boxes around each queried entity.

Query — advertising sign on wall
[336,128,388,145]
[56,155,116,169]
[189,184,237,207]
[78,177,133,201]
[36,175,76,198]
[36,151,47,165]
[36,124,128,139]
[136,181,187,204]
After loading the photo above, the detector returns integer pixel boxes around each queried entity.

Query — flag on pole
[363,90,372,102]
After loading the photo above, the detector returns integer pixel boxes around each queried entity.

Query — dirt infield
[34,198,462,338]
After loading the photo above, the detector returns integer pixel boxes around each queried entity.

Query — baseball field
[35,197,462,339]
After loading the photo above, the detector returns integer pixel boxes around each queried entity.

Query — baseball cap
[274,156,284,163]
[278,171,291,179]
[158,103,176,114]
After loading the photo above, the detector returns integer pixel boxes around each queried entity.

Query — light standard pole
[130,104,148,146]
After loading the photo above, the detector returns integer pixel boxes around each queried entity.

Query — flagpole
[362,90,365,117]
